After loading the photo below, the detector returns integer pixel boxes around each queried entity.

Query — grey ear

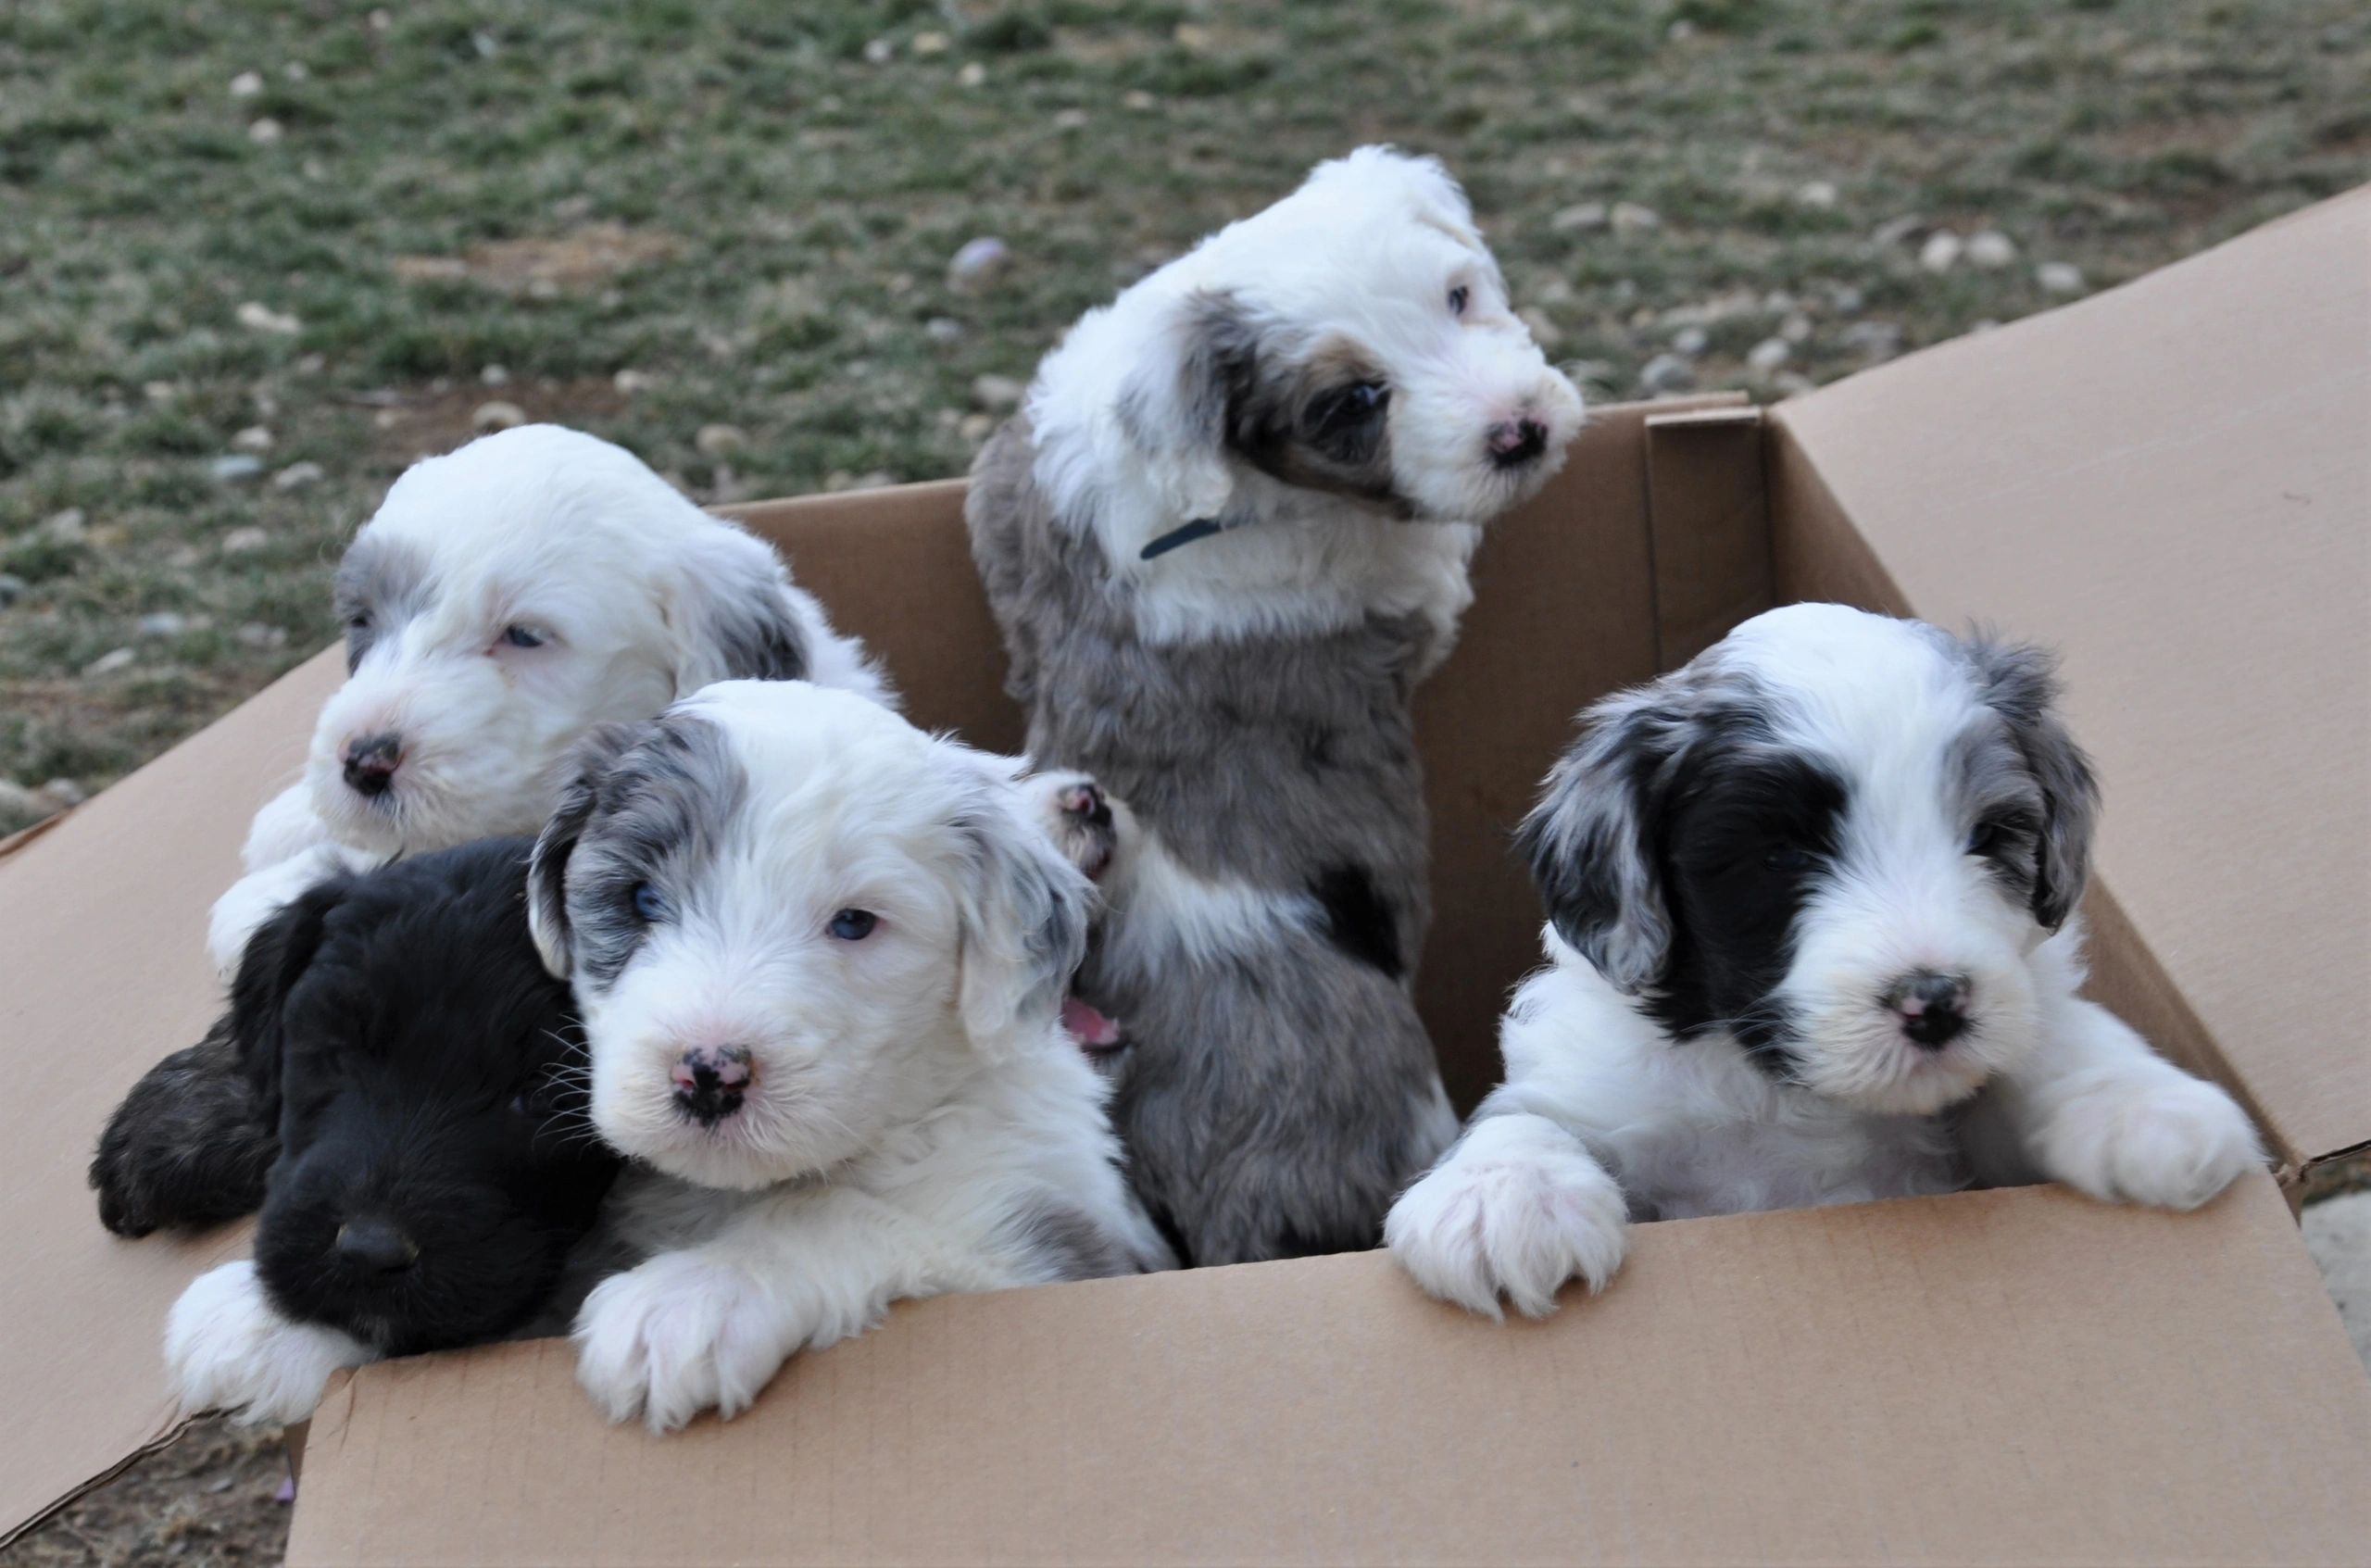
[527,722,644,979]
[1965,634,2099,930]
[950,757,1093,1060]
[1112,288,1258,524]
[665,525,811,697]
[1514,688,1678,994]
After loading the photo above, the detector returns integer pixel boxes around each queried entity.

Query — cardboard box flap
[1770,187,2371,1170]
[284,1174,2369,1567]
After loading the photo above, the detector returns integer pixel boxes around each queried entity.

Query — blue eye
[827,909,876,941]
[630,883,667,922]
[501,624,546,649]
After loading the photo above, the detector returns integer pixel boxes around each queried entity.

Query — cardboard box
[4,188,2365,1564]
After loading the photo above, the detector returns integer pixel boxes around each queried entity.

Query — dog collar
[1138,516,1227,561]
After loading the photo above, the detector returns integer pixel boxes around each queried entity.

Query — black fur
[1311,862,1404,979]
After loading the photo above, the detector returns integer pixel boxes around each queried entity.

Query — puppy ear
[662,524,811,698]
[1966,633,2099,929]
[1514,689,1677,994]
[1113,287,1255,528]
[949,754,1093,1060]
[528,721,642,979]
[226,879,346,1126]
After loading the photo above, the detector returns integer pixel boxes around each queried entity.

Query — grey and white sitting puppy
[967,146,1586,1263]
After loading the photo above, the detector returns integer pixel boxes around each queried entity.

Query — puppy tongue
[1061,996,1123,1049]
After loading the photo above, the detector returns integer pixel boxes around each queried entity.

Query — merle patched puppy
[1386,604,2265,1317]
[527,681,1170,1433]
[207,422,890,980]
[968,146,1586,1265]
[90,841,621,1424]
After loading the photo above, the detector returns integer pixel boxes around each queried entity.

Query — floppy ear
[949,755,1093,1060]
[226,878,347,1129]
[1966,633,2099,930]
[1514,688,1679,994]
[1113,287,1256,528]
[528,721,643,979]
[663,524,812,697]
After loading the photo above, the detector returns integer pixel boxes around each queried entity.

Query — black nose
[333,1218,419,1274]
[1487,416,1549,469]
[341,732,403,797]
[1888,971,1972,1048]
[671,1047,753,1127]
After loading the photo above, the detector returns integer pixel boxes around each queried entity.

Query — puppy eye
[1448,284,1471,316]
[826,909,877,941]
[1762,846,1816,874]
[629,882,667,922]
[345,609,370,632]
[499,624,547,649]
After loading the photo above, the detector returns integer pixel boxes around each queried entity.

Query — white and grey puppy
[207,423,890,976]
[1388,603,2264,1317]
[526,681,1169,1433]
[968,146,1586,1264]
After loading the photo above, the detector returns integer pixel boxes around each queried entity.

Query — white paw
[1384,1114,1629,1320]
[1022,769,1128,884]
[574,1250,797,1434]
[2037,1072,2264,1210]
[165,1261,373,1425]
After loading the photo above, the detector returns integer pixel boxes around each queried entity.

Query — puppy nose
[333,1219,419,1274]
[340,732,404,797]
[1887,971,1972,1048]
[1487,416,1549,468]
[671,1047,754,1127]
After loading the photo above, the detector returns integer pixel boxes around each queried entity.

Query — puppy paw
[1025,770,1124,883]
[165,1261,372,1425]
[1384,1114,1628,1320]
[574,1250,796,1434]
[2035,1072,2264,1210]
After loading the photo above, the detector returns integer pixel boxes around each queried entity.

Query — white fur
[207,424,887,977]
[563,683,1167,1431]
[164,1261,373,1425]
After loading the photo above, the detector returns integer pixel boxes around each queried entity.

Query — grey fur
[332,534,433,674]
[999,1198,1139,1283]
[667,534,813,695]
[1955,631,2098,928]
[967,414,1454,1266]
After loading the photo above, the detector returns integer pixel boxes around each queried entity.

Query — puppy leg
[1022,769,1132,884]
[238,782,332,874]
[207,842,373,982]
[1963,989,2263,1210]
[167,1261,375,1425]
[1384,1112,1629,1320]
[575,1186,988,1434]
[91,1019,277,1237]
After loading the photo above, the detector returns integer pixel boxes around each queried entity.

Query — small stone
[862,36,895,64]
[1773,371,1817,398]
[283,61,309,82]
[1795,180,1838,209]
[923,317,966,345]
[947,236,1010,293]
[38,777,86,809]
[0,573,27,608]
[144,381,178,404]
[235,621,290,650]
[1828,283,1865,314]
[1966,230,2018,269]
[613,369,657,395]
[911,30,950,56]
[470,30,497,57]
[1839,320,1903,359]
[1919,232,1963,272]
[1747,337,1791,371]
[42,508,87,543]
[1173,22,1214,50]
[248,117,284,145]
[480,363,510,386]
[1052,108,1090,132]
[2036,260,2086,295]
[1672,325,1710,358]
[137,611,189,638]
[957,60,986,88]
[1639,353,1697,395]
[1872,214,1924,248]
[1123,89,1157,111]
[1780,311,1813,344]
[235,301,301,335]
[0,780,41,820]
[230,70,264,98]
[272,460,324,491]
[472,400,526,433]
[970,373,1025,412]
[1611,201,1662,236]
[1550,202,1608,233]
[232,424,273,452]
[82,647,136,677]
[220,525,270,554]
[368,8,391,31]
[959,412,996,444]
[695,423,747,459]
[209,454,266,483]
[1667,18,1696,41]
[526,277,560,300]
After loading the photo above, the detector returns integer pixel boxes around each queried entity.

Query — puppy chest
[1627,1112,1965,1220]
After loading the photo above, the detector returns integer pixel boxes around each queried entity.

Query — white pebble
[1966,230,2018,269]
[83,647,136,677]
[472,400,526,433]
[220,525,270,554]
[1795,180,1838,209]
[480,363,510,386]
[232,425,273,452]
[695,423,747,459]
[230,71,264,98]
[234,301,301,334]
[947,236,1010,293]
[137,612,189,639]
[248,118,284,146]
[1919,232,1963,273]
[1550,202,1608,233]
[970,373,1025,412]
[37,777,87,809]
[1639,353,1696,395]
[1611,201,1662,236]
[272,460,324,491]
[1671,325,1710,358]
[1747,337,1790,371]
[2036,260,2086,295]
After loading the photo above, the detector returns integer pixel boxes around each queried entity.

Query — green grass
[1,0,2365,829]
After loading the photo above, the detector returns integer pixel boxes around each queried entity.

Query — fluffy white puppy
[526,681,1170,1432]
[207,423,889,976]
[1388,604,2264,1318]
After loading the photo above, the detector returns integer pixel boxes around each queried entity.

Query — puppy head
[1104,145,1584,531]
[1521,603,2098,1116]
[528,681,1091,1191]
[237,842,620,1353]
[306,424,815,856]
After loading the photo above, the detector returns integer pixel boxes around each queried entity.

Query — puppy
[1386,604,2265,1318]
[526,681,1170,1433]
[967,146,1586,1264]
[208,422,890,978]
[94,841,621,1424]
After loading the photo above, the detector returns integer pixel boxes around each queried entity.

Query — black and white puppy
[94,840,621,1424]
[1387,603,2264,1317]
[968,147,1586,1264]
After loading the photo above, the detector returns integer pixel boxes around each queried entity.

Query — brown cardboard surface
[1772,185,2371,1170]
[284,1173,2370,1567]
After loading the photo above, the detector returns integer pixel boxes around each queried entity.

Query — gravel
[1966,230,2019,269]
[208,454,265,483]
[1638,352,1696,394]
[947,236,1010,293]
[2305,1189,2371,1372]
[2036,260,2088,295]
